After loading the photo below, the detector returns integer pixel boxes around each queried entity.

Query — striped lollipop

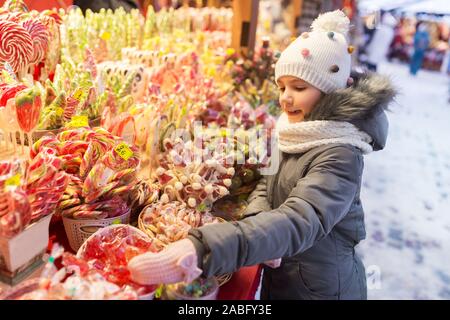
[0,20,33,74]
[22,18,49,64]
[2,0,29,12]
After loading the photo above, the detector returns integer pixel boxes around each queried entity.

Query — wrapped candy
[154,137,234,208]
[25,147,68,221]
[61,196,129,220]
[0,189,31,238]
[140,201,220,249]
[21,18,49,65]
[76,224,158,295]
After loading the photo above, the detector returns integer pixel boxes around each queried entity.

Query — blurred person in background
[365,11,397,72]
[410,21,430,75]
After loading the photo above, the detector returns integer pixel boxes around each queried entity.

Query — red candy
[77,225,157,293]
[0,189,31,238]
[22,18,49,64]
[0,20,33,74]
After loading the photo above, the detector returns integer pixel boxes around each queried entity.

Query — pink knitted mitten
[128,238,202,285]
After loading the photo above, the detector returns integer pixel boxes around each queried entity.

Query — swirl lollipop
[22,18,49,65]
[0,20,33,75]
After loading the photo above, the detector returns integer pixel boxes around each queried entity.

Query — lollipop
[0,20,33,75]
[0,189,32,238]
[2,0,29,12]
[15,87,42,133]
[22,18,49,65]
[0,83,27,108]
[15,86,42,152]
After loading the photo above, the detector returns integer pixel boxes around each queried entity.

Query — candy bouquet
[0,156,64,278]
[37,49,103,131]
[0,153,67,238]
[60,7,144,64]
[30,127,140,221]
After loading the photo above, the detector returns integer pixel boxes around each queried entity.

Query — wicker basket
[76,224,157,300]
[62,210,131,252]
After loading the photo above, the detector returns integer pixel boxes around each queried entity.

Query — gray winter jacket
[188,73,396,300]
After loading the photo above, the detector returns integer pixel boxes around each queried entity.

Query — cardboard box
[0,215,52,275]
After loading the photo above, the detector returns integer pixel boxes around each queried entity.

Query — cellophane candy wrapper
[140,201,220,250]
[30,127,140,220]
[0,159,31,238]
[0,189,32,238]
[0,242,138,300]
[24,147,68,221]
[76,224,158,296]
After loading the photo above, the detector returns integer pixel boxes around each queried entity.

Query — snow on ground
[357,61,450,300]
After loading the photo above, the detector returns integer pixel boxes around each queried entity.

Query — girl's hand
[128,238,203,285]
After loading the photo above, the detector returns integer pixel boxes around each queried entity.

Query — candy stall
[0,0,285,300]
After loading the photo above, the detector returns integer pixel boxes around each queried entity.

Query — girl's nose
[280,91,293,105]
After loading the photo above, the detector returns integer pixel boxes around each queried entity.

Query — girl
[128,10,397,300]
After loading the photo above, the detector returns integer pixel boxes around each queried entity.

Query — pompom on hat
[275,10,353,94]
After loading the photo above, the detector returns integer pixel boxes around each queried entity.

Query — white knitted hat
[275,10,353,94]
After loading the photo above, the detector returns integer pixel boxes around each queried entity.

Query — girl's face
[277,76,323,123]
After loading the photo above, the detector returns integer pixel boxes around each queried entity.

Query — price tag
[55,107,64,117]
[5,174,21,187]
[68,115,89,128]
[101,31,111,41]
[115,143,133,161]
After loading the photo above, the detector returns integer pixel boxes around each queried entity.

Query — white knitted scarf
[276,113,373,154]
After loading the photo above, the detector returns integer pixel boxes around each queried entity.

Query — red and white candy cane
[0,20,33,74]
[0,190,31,238]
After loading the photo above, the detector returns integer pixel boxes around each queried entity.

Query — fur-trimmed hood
[305,72,397,151]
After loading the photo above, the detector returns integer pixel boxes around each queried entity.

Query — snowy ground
[357,61,450,300]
